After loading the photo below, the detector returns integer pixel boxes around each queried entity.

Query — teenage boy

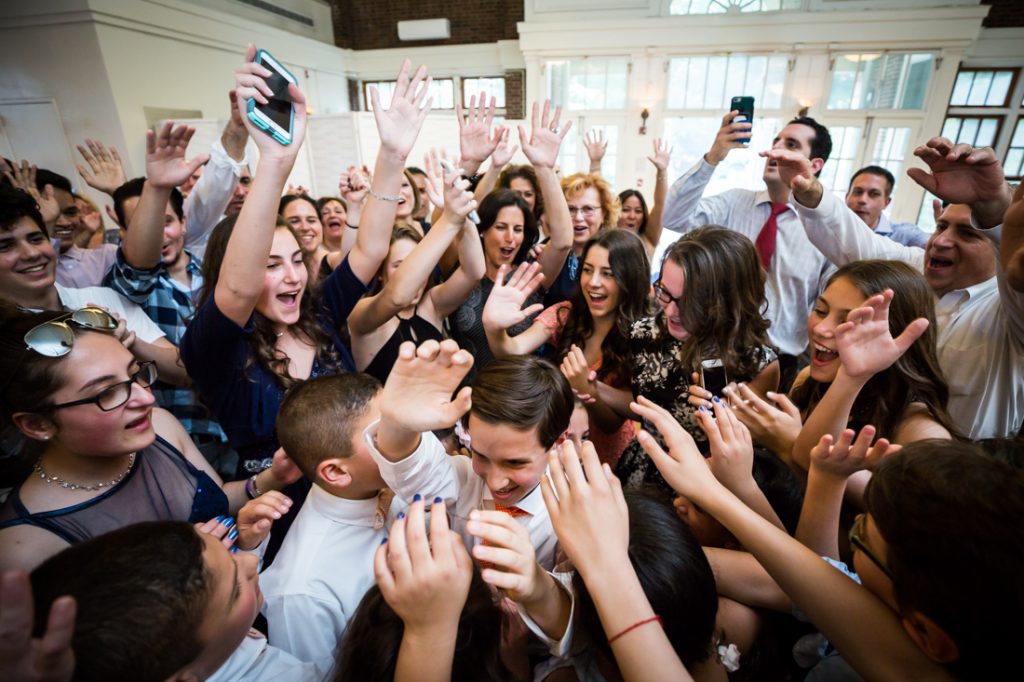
[633,397,1023,681]
[258,373,404,675]
[365,339,573,569]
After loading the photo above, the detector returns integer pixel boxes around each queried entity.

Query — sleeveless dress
[0,435,228,545]
[363,314,444,383]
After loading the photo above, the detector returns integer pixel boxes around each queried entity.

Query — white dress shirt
[259,484,405,677]
[184,138,248,258]
[364,421,559,570]
[795,191,1024,439]
[54,282,165,343]
[662,157,834,356]
[207,629,320,682]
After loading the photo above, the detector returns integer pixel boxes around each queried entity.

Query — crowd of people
[0,45,1022,682]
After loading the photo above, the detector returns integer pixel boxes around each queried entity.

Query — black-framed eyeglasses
[652,279,682,308]
[849,513,894,582]
[43,361,157,412]
[24,306,119,357]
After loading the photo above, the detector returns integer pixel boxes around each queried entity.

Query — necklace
[34,453,136,492]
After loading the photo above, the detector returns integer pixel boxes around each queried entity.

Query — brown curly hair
[198,214,341,389]
[659,226,773,380]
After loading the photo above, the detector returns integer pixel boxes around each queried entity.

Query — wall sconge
[797,98,816,117]
[639,108,649,136]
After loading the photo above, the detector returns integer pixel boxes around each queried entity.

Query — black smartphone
[730,96,755,145]
[699,358,729,399]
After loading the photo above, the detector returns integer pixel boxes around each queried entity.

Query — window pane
[870,127,911,189]
[950,71,973,106]
[664,116,781,196]
[1012,118,1024,147]
[463,77,506,108]
[989,71,1013,106]
[828,53,932,110]
[1005,149,1023,178]
[967,71,994,106]
[688,57,709,109]
[820,126,863,197]
[547,58,629,111]
[976,118,998,147]
[666,55,787,111]
[916,191,940,232]
[670,0,801,13]
[941,117,961,140]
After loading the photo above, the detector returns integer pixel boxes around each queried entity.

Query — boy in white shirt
[258,373,403,676]
[364,339,574,570]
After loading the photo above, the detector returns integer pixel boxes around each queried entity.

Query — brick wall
[981,0,1024,28]
[504,69,525,120]
[329,1,523,50]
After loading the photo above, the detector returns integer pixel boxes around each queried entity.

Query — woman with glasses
[449,102,573,375]
[481,229,651,465]
[580,226,779,492]
[0,305,297,572]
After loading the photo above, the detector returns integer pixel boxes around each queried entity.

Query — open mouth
[498,246,516,259]
[492,485,519,501]
[125,413,150,431]
[276,291,300,308]
[325,219,343,232]
[587,291,608,306]
[18,262,49,275]
[928,256,954,271]
[811,342,839,365]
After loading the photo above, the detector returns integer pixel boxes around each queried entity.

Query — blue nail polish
[230,546,238,553]
[434,496,443,504]
[712,395,720,403]
[215,515,225,523]
[699,405,707,413]
[413,493,422,502]
[381,537,388,545]
[228,528,238,540]
[224,517,235,528]
[397,511,406,520]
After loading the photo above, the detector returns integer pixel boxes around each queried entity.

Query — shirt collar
[307,484,381,527]
[875,213,893,235]
[479,476,546,516]
[754,190,795,212]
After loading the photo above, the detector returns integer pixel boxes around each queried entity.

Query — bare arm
[427,217,487,318]
[704,548,792,612]
[643,138,672,254]
[132,337,189,387]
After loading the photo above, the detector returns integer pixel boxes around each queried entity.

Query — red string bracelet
[608,615,663,644]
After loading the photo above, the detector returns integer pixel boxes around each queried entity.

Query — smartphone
[699,358,729,399]
[246,49,297,145]
[730,96,755,145]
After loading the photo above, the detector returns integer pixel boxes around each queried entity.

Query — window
[666,55,787,110]
[663,116,781,196]
[941,116,1001,148]
[557,124,620,187]
[363,78,455,110]
[546,58,629,111]
[827,53,933,110]
[819,126,863,197]
[869,127,913,188]
[950,69,1017,107]
[1006,118,1024,179]
[462,77,506,108]
[669,0,801,13]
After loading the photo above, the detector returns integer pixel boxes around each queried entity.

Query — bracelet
[346,222,359,229]
[368,188,401,202]
[245,474,263,500]
[608,615,663,644]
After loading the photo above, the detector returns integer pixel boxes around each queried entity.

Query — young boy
[634,397,1024,681]
[258,373,403,676]
[21,520,317,682]
[365,339,574,570]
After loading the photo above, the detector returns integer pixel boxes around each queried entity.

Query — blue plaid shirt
[104,248,227,444]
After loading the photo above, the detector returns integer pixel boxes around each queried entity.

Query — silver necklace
[34,453,136,492]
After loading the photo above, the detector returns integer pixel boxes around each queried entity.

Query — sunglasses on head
[23,306,118,357]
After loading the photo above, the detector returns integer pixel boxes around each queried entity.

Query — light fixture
[639,108,649,136]
[797,98,816,117]
[846,53,882,63]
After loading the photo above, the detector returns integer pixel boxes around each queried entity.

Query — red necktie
[755,202,789,270]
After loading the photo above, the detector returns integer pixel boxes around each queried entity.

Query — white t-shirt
[55,283,165,344]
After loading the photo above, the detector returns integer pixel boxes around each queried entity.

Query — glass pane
[950,72,973,106]
[901,54,932,109]
[967,71,993,106]
[546,61,568,109]
[688,57,709,109]
[870,127,911,189]
[666,58,688,109]
[1005,149,1023,178]
[989,71,1013,106]
[976,118,998,147]
[941,117,961,141]
[463,77,506,108]
[916,191,940,232]
[606,62,628,110]
[764,56,787,109]
[829,53,931,110]
[706,57,727,110]
[828,56,859,109]
[959,118,980,145]
[557,125,579,177]
[724,55,747,109]
[663,116,780,196]
[1012,119,1024,147]
[820,126,863,196]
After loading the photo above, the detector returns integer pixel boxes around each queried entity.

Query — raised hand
[540,440,629,580]
[466,510,544,603]
[457,95,502,171]
[705,110,752,165]
[194,515,238,550]
[235,490,293,550]
[631,396,718,500]
[695,398,755,495]
[810,426,900,480]
[144,122,209,190]
[489,128,518,169]
[648,138,671,172]
[2,160,59,224]
[583,129,607,164]
[436,158,476,225]
[371,59,432,161]
[375,498,473,632]
[75,139,127,196]
[421,148,448,210]
[560,345,598,399]
[761,148,822,206]
[906,137,1010,210]
[233,44,308,159]
[481,262,545,331]
[339,165,370,207]
[379,340,474,434]
[725,384,803,458]
[835,289,928,381]
[0,571,75,682]
[518,101,571,170]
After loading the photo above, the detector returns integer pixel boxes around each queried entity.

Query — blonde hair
[561,172,619,228]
